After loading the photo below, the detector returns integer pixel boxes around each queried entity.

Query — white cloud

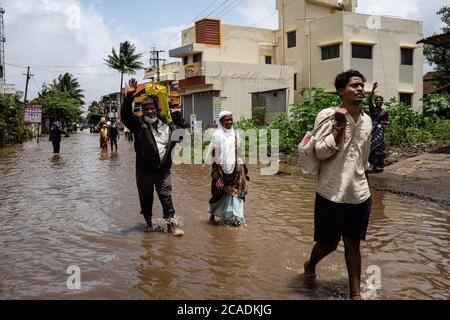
[4,0,448,102]
[357,0,447,36]
[4,0,148,104]
[235,0,278,29]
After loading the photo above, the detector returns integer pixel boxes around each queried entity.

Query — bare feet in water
[167,218,184,237]
[304,261,317,280]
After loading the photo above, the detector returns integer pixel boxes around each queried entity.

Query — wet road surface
[0,132,448,299]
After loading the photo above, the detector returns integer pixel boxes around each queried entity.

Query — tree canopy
[423,6,450,73]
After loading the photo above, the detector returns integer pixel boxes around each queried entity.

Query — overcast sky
[3,0,448,105]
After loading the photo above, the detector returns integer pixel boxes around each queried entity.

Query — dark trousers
[110,137,118,150]
[52,141,60,154]
[136,170,175,219]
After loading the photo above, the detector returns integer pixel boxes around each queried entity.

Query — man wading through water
[304,70,373,300]
[121,78,183,237]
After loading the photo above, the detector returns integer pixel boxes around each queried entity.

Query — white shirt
[149,119,170,161]
[314,107,373,204]
[209,129,244,174]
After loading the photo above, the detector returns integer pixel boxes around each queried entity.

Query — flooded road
[0,133,448,300]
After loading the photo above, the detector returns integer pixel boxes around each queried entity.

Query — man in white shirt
[304,70,373,300]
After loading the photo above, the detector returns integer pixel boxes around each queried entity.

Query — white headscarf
[209,111,239,174]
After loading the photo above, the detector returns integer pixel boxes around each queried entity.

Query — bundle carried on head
[143,83,173,124]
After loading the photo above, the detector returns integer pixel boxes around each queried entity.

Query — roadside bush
[422,93,450,119]
[385,98,450,146]
[0,93,26,147]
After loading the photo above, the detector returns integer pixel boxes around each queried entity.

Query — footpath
[369,146,450,209]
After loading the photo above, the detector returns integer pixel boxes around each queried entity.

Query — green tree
[105,41,143,108]
[423,6,450,73]
[268,88,341,152]
[0,93,26,147]
[46,73,85,102]
[87,101,103,124]
[34,90,83,126]
[88,101,102,115]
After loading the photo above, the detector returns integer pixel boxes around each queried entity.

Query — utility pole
[23,66,33,103]
[149,47,166,84]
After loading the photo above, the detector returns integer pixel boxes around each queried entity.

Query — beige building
[169,0,423,125]
[170,19,293,126]
[275,0,423,110]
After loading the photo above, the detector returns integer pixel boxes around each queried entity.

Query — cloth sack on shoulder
[298,113,334,176]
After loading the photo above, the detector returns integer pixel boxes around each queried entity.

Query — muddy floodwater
[0,133,448,300]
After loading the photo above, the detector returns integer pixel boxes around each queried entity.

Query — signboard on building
[24,104,42,124]
[213,97,221,125]
[185,62,202,78]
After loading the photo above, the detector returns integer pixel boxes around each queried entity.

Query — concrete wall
[180,62,293,121]
[206,62,294,121]
[252,89,288,123]
[309,13,344,92]
[197,25,275,65]
[274,0,343,102]
[342,12,423,111]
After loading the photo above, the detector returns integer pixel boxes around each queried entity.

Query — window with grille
[401,48,413,65]
[352,44,372,59]
[400,93,412,106]
[287,31,296,48]
[265,56,272,64]
[322,44,340,60]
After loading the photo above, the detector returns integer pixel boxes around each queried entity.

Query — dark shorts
[314,193,372,246]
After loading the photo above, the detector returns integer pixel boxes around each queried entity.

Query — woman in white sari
[208,111,249,226]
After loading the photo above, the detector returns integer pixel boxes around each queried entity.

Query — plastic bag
[144,83,173,124]
[298,116,333,176]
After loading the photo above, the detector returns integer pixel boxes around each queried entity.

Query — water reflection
[0,134,448,300]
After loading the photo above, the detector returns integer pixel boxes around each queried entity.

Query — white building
[169,0,423,125]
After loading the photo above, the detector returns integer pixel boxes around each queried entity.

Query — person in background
[109,120,120,152]
[368,82,390,173]
[49,118,63,154]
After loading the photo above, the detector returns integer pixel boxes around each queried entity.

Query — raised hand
[372,82,378,93]
[127,78,138,95]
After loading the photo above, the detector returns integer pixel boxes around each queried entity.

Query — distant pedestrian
[49,119,63,154]
[109,121,120,151]
[368,82,389,173]
[99,124,109,151]
[124,126,133,142]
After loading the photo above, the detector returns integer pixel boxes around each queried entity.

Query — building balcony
[169,43,202,58]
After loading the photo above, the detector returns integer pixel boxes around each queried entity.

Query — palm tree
[105,41,143,108]
[49,73,85,102]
